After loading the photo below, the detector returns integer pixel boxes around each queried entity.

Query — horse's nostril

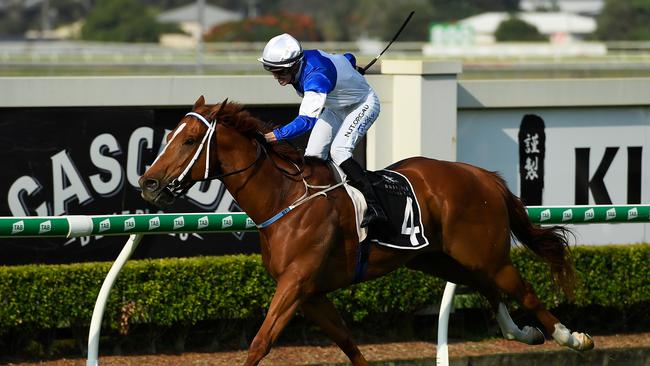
[143,178,159,191]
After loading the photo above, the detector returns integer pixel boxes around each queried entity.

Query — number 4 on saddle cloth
[335,165,429,250]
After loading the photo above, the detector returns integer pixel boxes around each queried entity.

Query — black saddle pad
[365,169,429,250]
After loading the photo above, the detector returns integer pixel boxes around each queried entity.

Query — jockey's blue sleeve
[273,115,318,140]
[343,53,357,68]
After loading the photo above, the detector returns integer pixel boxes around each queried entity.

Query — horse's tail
[493,173,576,298]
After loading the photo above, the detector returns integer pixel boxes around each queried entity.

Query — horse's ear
[208,98,228,121]
[193,95,205,110]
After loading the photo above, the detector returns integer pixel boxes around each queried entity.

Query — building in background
[519,0,604,16]
[459,11,597,44]
[425,10,605,58]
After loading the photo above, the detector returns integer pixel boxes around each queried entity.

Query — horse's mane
[217,102,303,162]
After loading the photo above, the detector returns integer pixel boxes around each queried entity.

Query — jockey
[259,33,387,227]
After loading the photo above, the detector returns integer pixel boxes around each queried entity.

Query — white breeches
[304,91,380,165]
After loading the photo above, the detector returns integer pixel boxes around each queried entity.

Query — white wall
[373,60,461,169]
[457,78,650,244]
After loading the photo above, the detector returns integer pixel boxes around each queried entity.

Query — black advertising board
[0,105,298,265]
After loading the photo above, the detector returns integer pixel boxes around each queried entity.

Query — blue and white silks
[272,50,374,141]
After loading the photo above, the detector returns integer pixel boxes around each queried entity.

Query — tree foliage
[307,0,521,41]
[596,0,650,41]
[429,0,519,21]
[495,15,546,42]
[80,0,174,42]
[204,12,321,42]
[348,0,436,42]
[0,0,81,37]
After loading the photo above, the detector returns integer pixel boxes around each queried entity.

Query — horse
[138,96,594,366]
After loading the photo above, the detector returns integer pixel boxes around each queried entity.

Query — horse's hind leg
[407,254,543,345]
[492,263,594,351]
[301,295,368,366]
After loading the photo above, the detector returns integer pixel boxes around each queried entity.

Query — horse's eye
[184,138,196,145]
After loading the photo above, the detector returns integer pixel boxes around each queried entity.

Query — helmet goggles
[263,64,291,74]
[261,52,303,73]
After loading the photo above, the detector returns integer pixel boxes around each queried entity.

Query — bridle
[151,101,307,203]
[153,102,262,200]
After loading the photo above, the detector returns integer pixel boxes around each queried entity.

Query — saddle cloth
[332,164,429,250]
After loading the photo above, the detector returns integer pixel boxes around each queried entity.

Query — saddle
[330,163,429,250]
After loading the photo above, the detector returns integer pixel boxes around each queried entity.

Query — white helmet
[258,33,303,71]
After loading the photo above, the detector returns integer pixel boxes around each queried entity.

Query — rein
[256,180,344,229]
[202,141,264,181]
[261,137,304,179]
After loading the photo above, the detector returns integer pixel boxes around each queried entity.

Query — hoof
[552,323,595,351]
[523,326,546,345]
[573,332,595,351]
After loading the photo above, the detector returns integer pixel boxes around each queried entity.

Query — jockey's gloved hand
[356,66,366,75]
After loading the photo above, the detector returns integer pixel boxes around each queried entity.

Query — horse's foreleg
[302,295,368,366]
[244,277,304,366]
[493,264,594,351]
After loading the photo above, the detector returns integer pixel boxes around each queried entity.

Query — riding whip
[360,10,415,74]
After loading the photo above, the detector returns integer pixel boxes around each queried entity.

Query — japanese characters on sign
[518,115,546,205]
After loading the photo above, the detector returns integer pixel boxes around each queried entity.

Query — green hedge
[1,244,648,333]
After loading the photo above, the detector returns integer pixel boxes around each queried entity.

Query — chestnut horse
[138,97,594,366]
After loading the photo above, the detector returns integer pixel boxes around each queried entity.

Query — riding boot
[339,158,388,227]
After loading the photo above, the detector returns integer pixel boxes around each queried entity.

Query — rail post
[436,282,456,366]
[86,234,144,366]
